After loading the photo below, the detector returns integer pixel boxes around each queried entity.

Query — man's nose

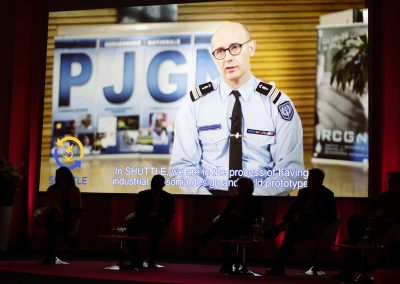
[224,50,235,61]
[224,57,234,65]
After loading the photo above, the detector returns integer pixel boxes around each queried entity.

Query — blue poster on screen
[51,24,220,156]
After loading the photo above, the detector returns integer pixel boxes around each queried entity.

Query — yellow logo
[53,136,85,170]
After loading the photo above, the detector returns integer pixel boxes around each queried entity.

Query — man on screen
[170,22,304,195]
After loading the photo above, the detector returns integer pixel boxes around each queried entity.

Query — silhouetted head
[388,171,400,192]
[55,167,75,189]
[151,174,166,191]
[307,168,325,190]
[237,177,254,198]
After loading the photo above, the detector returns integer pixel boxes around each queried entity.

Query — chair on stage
[220,235,262,276]
[33,206,85,264]
[346,223,400,282]
[99,232,148,270]
[216,214,265,276]
[99,211,149,270]
[295,216,341,276]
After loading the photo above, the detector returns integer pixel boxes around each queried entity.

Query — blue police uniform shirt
[170,75,305,195]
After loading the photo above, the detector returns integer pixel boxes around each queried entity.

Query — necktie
[229,90,242,190]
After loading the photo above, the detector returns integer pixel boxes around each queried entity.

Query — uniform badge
[198,124,221,131]
[247,129,276,136]
[278,101,294,121]
[256,82,273,95]
[190,81,214,102]
[256,81,281,104]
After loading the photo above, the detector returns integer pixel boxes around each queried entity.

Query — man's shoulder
[47,184,56,191]
[161,190,174,198]
[46,185,58,194]
[321,186,335,197]
[138,189,151,196]
[255,81,282,104]
[189,80,218,102]
[297,186,334,197]
[70,186,81,198]
[297,187,308,196]
[255,79,297,121]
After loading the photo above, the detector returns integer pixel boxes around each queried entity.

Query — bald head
[211,22,250,48]
[211,22,256,89]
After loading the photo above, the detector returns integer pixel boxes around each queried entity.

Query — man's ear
[249,40,256,56]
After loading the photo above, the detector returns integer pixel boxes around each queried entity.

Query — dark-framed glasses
[212,39,251,60]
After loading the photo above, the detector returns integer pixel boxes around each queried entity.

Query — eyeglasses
[212,40,251,60]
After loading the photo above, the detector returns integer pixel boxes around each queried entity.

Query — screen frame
[37,0,376,198]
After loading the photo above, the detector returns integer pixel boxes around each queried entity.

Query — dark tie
[229,90,242,191]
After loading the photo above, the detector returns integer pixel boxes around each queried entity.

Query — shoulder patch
[256,81,281,104]
[278,101,294,121]
[190,82,214,102]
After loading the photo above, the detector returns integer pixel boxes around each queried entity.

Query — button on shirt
[170,75,304,195]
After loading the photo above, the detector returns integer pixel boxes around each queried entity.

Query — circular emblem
[52,136,85,170]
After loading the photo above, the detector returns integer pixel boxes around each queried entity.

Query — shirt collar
[219,75,256,102]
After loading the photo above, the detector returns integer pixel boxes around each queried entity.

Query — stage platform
[0,258,347,284]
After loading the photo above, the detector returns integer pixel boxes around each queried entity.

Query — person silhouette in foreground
[333,171,400,282]
[197,177,262,274]
[42,167,83,265]
[266,168,337,276]
[123,175,175,269]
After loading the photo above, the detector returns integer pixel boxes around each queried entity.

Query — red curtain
[380,0,400,192]
[0,2,16,157]
[6,0,47,244]
[369,0,400,195]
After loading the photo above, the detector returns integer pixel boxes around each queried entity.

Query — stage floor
[0,259,351,284]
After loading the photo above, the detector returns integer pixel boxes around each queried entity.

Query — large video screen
[39,1,368,196]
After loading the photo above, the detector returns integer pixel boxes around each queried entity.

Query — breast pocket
[244,132,276,166]
[245,132,276,148]
[199,129,228,153]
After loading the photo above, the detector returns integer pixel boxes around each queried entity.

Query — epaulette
[190,82,214,102]
[256,81,282,104]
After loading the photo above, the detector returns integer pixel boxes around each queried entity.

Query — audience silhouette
[333,171,400,281]
[123,174,175,269]
[197,177,262,274]
[41,167,83,265]
[265,168,337,276]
